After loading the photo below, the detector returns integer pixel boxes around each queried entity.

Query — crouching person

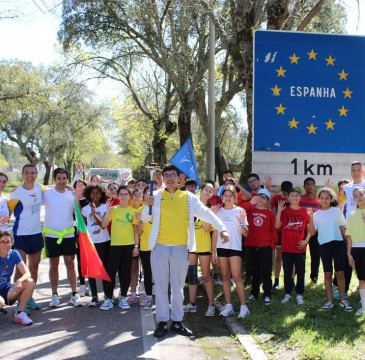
[0,230,35,325]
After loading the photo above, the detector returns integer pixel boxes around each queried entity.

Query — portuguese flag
[75,201,111,282]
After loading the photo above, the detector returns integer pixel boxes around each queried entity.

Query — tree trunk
[177,92,194,146]
[215,145,229,185]
[43,161,52,185]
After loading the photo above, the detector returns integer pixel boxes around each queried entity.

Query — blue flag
[170,137,200,185]
[254,30,365,153]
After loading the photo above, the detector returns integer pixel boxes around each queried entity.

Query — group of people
[1,160,365,338]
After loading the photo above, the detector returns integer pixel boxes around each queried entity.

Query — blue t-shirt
[0,249,22,290]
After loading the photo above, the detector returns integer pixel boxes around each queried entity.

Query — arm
[132,225,140,257]
[234,180,252,201]
[211,230,218,265]
[90,203,102,226]
[101,199,113,228]
[12,262,31,292]
[307,208,316,236]
[203,222,211,232]
[141,195,154,222]
[236,208,249,237]
[347,235,354,268]
[275,201,285,229]
[298,225,311,249]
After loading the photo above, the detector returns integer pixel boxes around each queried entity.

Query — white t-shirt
[216,207,247,251]
[0,195,10,230]
[81,204,110,243]
[343,180,365,220]
[313,207,346,245]
[43,187,75,238]
[9,183,43,236]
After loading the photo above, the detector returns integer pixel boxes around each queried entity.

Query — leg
[130,257,139,294]
[140,251,153,296]
[64,255,77,293]
[294,253,306,295]
[119,245,134,297]
[170,246,189,322]
[281,252,293,295]
[324,272,333,302]
[9,279,35,312]
[96,241,111,297]
[309,233,320,282]
[219,256,232,304]
[49,257,60,294]
[200,255,214,305]
[274,247,282,279]
[261,246,273,298]
[28,251,42,285]
[230,256,245,305]
[187,253,198,304]
[335,271,346,301]
[248,246,260,298]
[105,246,123,299]
[76,243,85,286]
[14,249,27,282]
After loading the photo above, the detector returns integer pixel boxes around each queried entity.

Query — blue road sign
[253,30,365,153]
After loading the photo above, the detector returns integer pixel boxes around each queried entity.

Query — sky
[0,0,364,101]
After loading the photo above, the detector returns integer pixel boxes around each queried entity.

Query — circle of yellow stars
[271,49,352,135]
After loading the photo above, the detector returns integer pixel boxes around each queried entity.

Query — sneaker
[183,303,197,313]
[79,285,90,297]
[140,296,148,307]
[16,305,30,314]
[153,321,168,338]
[26,297,41,310]
[0,308,7,315]
[332,285,338,292]
[89,296,99,308]
[219,303,234,317]
[333,291,348,300]
[296,294,304,305]
[100,298,113,311]
[238,305,250,319]
[311,277,318,285]
[127,295,138,305]
[205,304,215,317]
[281,294,291,304]
[355,308,365,317]
[170,321,193,336]
[69,294,83,307]
[339,300,353,312]
[321,301,335,311]
[264,297,272,306]
[247,294,256,302]
[144,298,153,310]
[49,294,60,308]
[13,311,33,326]
[213,275,223,286]
[119,297,130,310]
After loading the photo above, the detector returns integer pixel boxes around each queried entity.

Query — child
[346,187,365,316]
[271,180,292,290]
[213,185,249,319]
[81,184,111,307]
[243,189,278,305]
[275,188,311,305]
[100,186,139,310]
[308,188,352,312]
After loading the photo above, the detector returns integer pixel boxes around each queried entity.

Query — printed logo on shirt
[194,219,203,230]
[125,213,133,223]
[30,193,38,203]
[253,216,264,227]
[284,214,304,232]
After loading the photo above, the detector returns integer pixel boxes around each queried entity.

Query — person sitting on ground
[0,230,35,325]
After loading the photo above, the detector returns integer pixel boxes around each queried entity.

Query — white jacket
[141,190,227,251]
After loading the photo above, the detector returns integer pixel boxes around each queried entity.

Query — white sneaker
[100,298,114,311]
[281,294,291,304]
[355,307,365,317]
[69,294,83,307]
[119,297,130,310]
[220,303,234,317]
[79,285,89,297]
[144,298,153,310]
[49,294,60,308]
[264,297,272,306]
[205,304,215,317]
[13,311,33,326]
[296,294,304,305]
[238,305,250,319]
[183,303,197,313]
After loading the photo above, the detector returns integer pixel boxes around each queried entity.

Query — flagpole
[206,0,215,180]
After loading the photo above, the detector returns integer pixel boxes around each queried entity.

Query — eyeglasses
[248,179,258,184]
[258,194,269,200]
[163,173,178,179]
[0,241,12,245]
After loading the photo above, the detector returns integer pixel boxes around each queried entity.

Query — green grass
[216,255,365,360]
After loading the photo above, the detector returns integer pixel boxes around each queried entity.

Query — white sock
[360,289,365,309]
[241,304,247,309]
[147,295,153,299]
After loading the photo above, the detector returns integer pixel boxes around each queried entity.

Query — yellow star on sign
[288,118,299,129]
[275,66,287,77]
[338,69,348,80]
[307,49,317,60]
[338,106,349,117]
[307,123,318,134]
[289,53,300,64]
[343,88,353,99]
[271,84,282,96]
[325,119,335,130]
[275,103,286,114]
[325,55,336,66]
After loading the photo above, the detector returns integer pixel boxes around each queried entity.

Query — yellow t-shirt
[345,208,365,243]
[109,206,136,246]
[158,189,189,245]
[136,205,152,251]
[194,219,215,253]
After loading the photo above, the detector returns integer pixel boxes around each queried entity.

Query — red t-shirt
[300,194,319,212]
[280,207,309,253]
[241,203,278,248]
[208,195,222,207]
[270,194,290,212]
[107,197,121,235]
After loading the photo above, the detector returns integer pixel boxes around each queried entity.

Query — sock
[360,289,365,309]
[241,304,247,309]
[190,302,195,306]
[131,292,136,297]
[52,293,58,296]
[147,295,153,299]
[72,292,77,297]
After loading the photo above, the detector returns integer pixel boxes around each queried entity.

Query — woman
[0,172,10,230]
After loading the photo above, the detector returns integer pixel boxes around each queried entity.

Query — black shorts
[320,240,346,273]
[352,247,365,281]
[217,248,242,258]
[189,251,212,256]
[45,236,77,258]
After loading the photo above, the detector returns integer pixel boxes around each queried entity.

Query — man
[184,178,197,194]
[142,164,229,338]
[154,168,165,190]
[247,173,262,196]
[8,163,44,310]
[135,178,148,192]
[43,168,82,308]
[217,170,233,197]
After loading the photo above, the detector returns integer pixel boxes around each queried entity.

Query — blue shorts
[0,284,18,305]
[14,233,43,254]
